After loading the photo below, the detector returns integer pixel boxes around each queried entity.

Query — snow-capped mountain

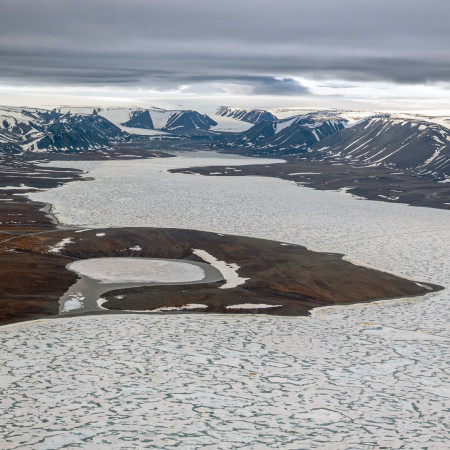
[216,113,347,155]
[310,116,450,180]
[121,110,154,129]
[59,107,217,133]
[0,106,124,153]
[0,105,218,153]
[161,110,217,131]
[216,107,278,124]
[1,104,449,180]
[214,109,450,179]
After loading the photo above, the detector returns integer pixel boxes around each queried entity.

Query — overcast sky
[1,0,449,111]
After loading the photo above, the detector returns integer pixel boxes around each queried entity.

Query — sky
[1,0,450,112]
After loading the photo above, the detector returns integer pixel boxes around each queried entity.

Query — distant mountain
[68,107,217,132]
[0,106,124,153]
[310,116,450,180]
[1,105,449,180]
[215,113,348,155]
[213,110,450,179]
[122,109,154,129]
[216,106,278,124]
[0,105,218,153]
[161,110,217,132]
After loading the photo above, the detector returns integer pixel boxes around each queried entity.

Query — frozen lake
[60,257,223,314]
[1,151,449,448]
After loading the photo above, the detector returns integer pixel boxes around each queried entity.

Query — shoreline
[0,152,445,326]
[0,283,436,331]
[171,155,450,211]
[1,282,443,330]
[0,223,439,326]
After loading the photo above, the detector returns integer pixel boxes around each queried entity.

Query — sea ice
[150,303,208,312]
[1,311,448,448]
[2,151,447,447]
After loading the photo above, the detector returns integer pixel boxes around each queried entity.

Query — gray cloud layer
[1,0,449,95]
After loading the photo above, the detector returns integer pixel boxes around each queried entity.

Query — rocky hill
[310,116,450,180]
[216,106,278,124]
[0,107,124,153]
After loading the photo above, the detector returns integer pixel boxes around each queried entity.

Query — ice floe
[1,312,449,448]
[62,292,84,312]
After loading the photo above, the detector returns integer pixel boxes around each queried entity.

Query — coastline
[1,151,449,449]
[0,152,446,325]
[171,156,450,210]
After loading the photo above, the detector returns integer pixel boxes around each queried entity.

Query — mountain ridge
[1,105,449,180]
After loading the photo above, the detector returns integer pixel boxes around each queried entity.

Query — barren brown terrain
[1,224,438,325]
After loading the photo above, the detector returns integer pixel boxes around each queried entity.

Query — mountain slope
[35,114,124,152]
[122,110,155,129]
[94,107,217,133]
[161,110,217,132]
[0,107,124,153]
[216,114,347,155]
[0,105,218,153]
[310,117,450,180]
[216,107,278,124]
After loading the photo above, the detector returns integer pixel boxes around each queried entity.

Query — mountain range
[0,106,217,153]
[0,105,449,181]
[214,108,450,180]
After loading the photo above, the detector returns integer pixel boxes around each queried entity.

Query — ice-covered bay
[30,152,449,284]
[1,152,448,447]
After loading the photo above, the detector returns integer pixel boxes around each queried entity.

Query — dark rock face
[0,108,125,153]
[310,118,450,179]
[35,114,124,152]
[216,106,278,124]
[122,110,154,129]
[162,111,217,132]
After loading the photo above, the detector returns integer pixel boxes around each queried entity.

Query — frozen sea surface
[1,311,448,448]
[1,152,448,448]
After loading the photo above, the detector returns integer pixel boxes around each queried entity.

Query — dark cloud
[0,0,449,94]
